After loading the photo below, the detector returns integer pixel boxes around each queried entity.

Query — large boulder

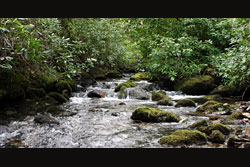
[175,98,196,107]
[158,130,207,146]
[106,70,122,78]
[87,90,107,98]
[0,69,28,101]
[128,88,150,100]
[131,106,180,123]
[175,75,216,95]
[151,91,166,101]
[209,85,236,97]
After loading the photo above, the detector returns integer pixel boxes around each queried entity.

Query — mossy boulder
[209,130,225,144]
[175,75,216,95]
[158,130,207,146]
[151,91,166,101]
[26,87,46,99]
[189,120,208,129]
[0,69,28,101]
[202,94,222,101]
[89,66,107,80]
[209,85,236,97]
[157,97,174,106]
[115,80,136,92]
[48,92,69,103]
[55,80,72,95]
[106,70,122,78]
[202,122,232,136]
[130,72,151,81]
[230,112,244,119]
[175,98,196,107]
[131,106,181,123]
[196,100,224,113]
[34,74,57,93]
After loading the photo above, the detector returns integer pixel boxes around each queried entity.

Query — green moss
[230,112,244,119]
[130,72,151,81]
[55,80,72,94]
[118,86,127,99]
[26,87,46,99]
[209,85,236,97]
[131,106,181,122]
[115,80,136,92]
[189,120,208,129]
[157,97,174,106]
[204,122,232,135]
[202,94,222,101]
[196,100,224,113]
[175,98,196,107]
[227,136,236,147]
[106,70,122,78]
[152,91,166,101]
[0,69,28,101]
[209,130,225,144]
[175,75,216,95]
[48,92,68,103]
[34,74,57,93]
[158,130,207,146]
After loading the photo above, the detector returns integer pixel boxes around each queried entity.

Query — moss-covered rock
[34,74,57,93]
[202,94,222,101]
[55,80,72,95]
[189,120,208,129]
[157,97,174,106]
[203,122,232,135]
[158,130,207,146]
[151,91,166,101]
[175,75,216,95]
[0,69,28,101]
[89,66,107,80]
[130,72,151,81]
[196,100,224,113]
[209,130,225,144]
[131,106,181,123]
[175,98,196,107]
[230,112,244,119]
[106,70,122,78]
[227,136,236,147]
[48,92,68,103]
[26,87,46,99]
[115,80,136,92]
[209,85,236,97]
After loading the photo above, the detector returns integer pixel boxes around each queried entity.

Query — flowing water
[0,73,214,148]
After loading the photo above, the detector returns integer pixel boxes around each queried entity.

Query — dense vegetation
[0,18,249,101]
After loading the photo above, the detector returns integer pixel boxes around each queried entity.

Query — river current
[0,73,210,148]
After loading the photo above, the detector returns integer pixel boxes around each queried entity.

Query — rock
[189,120,208,129]
[151,91,166,101]
[80,79,96,88]
[111,112,120,116]
[48,92,69,103]
[157,97,174,106]
[242,113,250,119]
[119,102,126,105]
[0,69,28,101]
[105,70,122,78]
[196,100,232,113]
[130,72,151,81]
[33,73,57,93]
[202,94,222,101]
[55,80,73,95]
[89,66,107,80]
[0,125,11,134]
[26,87,46,99]
[227,136,237,147]
[158,130,207,146]
[131,106,181,123]
[87,90,107,98]
[209,130,225,144]
[128,88,150,100]
[175,75,216,95]
[34,114,59,125]
[175,98,196,107]
[231,112,244,119]
[209,85,236,97]
[203,122,232,136]
[114,80,136,92]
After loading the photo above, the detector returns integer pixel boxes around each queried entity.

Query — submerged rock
[175,98,196,107]
[158,130,207,146]
[175,75,216,95]
[87,90,107,98]
[131,106,180,123]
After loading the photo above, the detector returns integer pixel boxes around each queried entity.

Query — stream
[0,73,237,148]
